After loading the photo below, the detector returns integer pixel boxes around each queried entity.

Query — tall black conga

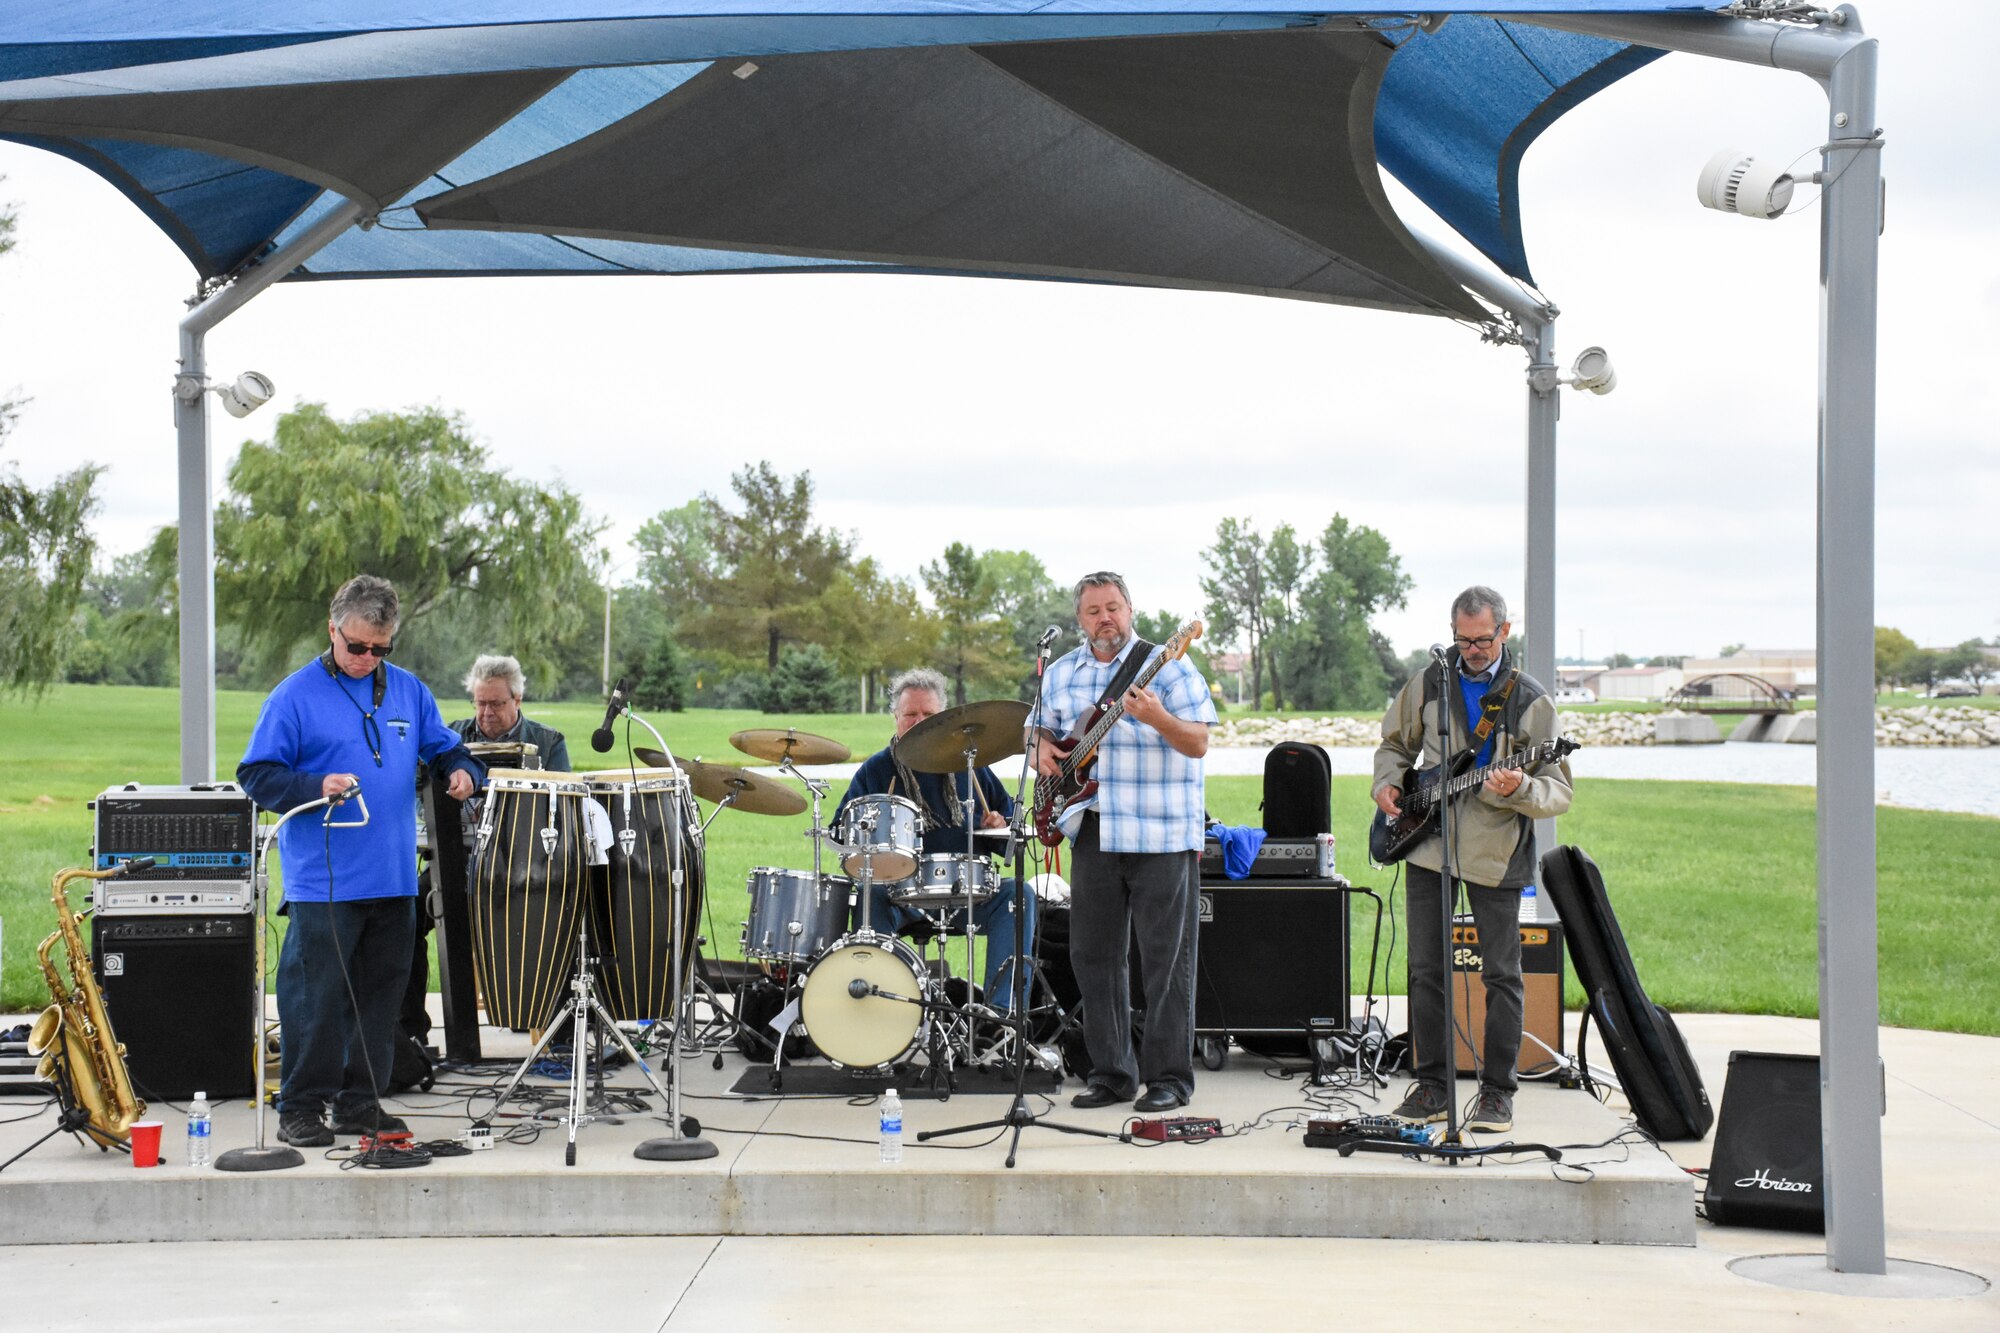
[582,769,704,1022]
[468,770,592,1029]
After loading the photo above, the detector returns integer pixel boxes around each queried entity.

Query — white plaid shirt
[1038,635,1216,852]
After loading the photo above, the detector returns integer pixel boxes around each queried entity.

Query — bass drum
[580,768,705,1023]
[798,932,930,1071]
[469,770,593,1029]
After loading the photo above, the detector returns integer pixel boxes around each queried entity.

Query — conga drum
[468,769,593,1029]
[581,768,704,1022]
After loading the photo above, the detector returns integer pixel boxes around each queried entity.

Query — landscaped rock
[1207,703,1996,747]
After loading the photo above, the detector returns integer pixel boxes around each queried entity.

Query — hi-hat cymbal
[895,699,1031,773]
[632,751,806,816]
[729,727,852,766]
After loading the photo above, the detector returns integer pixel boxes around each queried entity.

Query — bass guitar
[1368,735,1579,865]
[1033,619,1203,846]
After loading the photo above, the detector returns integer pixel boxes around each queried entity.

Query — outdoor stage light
[1696,148,1799,220]
[175,369,276,418]
[1565,345,1616,395]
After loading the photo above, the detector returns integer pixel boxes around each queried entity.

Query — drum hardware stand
[217,790,370,1173]
[921,636,1129,1165]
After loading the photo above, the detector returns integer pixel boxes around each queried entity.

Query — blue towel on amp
[1212,824,1267,880]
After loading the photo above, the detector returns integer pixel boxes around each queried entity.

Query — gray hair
[1071,570,1133,615]
[464,654,527,700]
[889,667,948,711]
[328,575,399,632]
[1451,585,1509,626]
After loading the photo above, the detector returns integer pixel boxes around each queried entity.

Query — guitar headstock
[1165,619,1204,660]
[1551,735,1580,758]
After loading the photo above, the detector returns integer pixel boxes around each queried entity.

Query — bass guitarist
[1373,585,1572,1134]
[1030,572,1215,1114]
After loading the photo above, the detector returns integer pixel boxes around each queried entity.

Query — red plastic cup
[129,1120,163,1168]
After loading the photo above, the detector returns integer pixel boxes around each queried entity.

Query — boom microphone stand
[217,790,371,1173]
[920,631,1129,1166]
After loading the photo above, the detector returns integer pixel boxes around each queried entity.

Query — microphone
[1037,625,1063,651]
[590,677,631,753]
[848,978,871,999]
[1429,643,1452,664]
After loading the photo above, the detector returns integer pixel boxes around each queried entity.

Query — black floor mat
[727,1060,1062,1098]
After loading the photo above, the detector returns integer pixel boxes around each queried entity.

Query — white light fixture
[1696,148,1800,220]
[174,369,276,418]
[1566,345,1617,395]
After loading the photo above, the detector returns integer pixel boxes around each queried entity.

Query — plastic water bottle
[878,1089,904,1164]
[186,1091,212,1168]
[1519,882,1538,923]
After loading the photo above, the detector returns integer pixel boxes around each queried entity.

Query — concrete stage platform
[0,1004,1692,1249]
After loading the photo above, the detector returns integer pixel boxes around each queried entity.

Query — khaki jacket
[1371,648,1573,888]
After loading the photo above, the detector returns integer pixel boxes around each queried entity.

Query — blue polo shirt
[238,658,481,903]
[1457,662,1500,767]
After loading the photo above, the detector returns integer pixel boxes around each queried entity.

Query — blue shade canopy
[0,5,1712,300]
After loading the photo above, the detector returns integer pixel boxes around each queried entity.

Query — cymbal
[633,751,807,816]
[729,727,852,766]
[895,699,1031,773]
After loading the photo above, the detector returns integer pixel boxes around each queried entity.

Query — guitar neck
[1429,744,1547,805]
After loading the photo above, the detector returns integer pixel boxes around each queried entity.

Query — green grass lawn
[4,686,1995,1035]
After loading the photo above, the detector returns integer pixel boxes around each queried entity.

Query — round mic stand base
[634,1133,718,1161]
[215,1143,306,1173]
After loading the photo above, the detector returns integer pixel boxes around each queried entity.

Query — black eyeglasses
[341,636,394,658]
[1452,634,1499,650]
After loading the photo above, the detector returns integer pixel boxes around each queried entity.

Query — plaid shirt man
[1040,635,1216,852]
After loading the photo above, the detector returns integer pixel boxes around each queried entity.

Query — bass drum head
[798,934,927,1070]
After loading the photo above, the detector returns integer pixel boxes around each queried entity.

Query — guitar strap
[1082,636,1156,733]
[1466,668,1520,757]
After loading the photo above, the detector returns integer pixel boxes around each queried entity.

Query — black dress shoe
[1070,1084,1124,1109]
[1134,1085,1188,1113]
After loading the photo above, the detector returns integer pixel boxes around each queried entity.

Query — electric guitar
[1367,735,1580,865]
[1033,619,1203,846]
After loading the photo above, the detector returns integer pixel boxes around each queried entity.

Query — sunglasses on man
[338,635,394,658]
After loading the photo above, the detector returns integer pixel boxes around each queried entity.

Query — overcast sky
[2,6,1994,667]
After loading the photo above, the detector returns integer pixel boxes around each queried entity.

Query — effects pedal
[1303,1116,1439,1150]
[459,1124,495,1151]
[358,1129,415,1153]
[1131,1115,1222,1142]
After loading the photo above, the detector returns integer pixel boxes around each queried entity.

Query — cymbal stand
[921,639,1129,1164]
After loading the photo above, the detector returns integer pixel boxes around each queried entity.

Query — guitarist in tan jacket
[1373,586,1573,1134]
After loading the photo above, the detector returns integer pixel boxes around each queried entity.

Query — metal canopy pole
[173,198,369,783]
[1525,6,1887,1274]
[1413,233,1564,884]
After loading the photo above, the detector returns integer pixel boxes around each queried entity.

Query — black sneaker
[279,1109,333,1147]
[1465,1085,1514,1133]
[1390,1081,1449,1125]
[330,1107,409,1136]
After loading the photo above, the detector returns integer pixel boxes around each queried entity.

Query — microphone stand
[1435,648,1466,1152]
[216,790,370,1173]
[920,633,1131,1166]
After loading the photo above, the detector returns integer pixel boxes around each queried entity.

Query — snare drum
[580,768,702,1022]
[798,931,931,1070]
[469,769,593,1029]
[886,853,999,910]
[742,867,851,964]
[838,793,922,880]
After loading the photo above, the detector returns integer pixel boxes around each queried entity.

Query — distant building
[1678,649,1817,698]
[1594,666,1685,702]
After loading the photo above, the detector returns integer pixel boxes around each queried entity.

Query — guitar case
[1261,741,1331,838]
[1540,844,1714,1141]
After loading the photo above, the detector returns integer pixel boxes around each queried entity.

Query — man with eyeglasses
[1373,585,1572,1135]
[238,574,483,1148]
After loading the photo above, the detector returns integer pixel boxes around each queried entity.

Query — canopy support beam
[1528,6,1886,1276]
[175,197,369,783]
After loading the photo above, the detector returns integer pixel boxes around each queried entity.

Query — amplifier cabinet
[1445,918,1566,1076]
[1194,881,1349,1040]
[92,913,256,1100]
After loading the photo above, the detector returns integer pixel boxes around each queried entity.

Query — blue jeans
[853,878,1037,1011]
[277,896,416,1117]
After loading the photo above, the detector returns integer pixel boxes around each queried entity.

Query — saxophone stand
[920,634,1129,1166]
[217,793,369,1173]
[0,1104,96,1173]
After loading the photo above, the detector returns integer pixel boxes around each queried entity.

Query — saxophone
[27,862,148,1144]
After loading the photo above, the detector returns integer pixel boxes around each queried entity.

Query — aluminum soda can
[1315,832,1337,878]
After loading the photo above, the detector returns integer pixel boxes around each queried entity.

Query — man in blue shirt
[832,668,1035,1011]
[238,575,482,1147]
[1032,572,1215,1113]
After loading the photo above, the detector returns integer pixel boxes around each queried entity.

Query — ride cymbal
[678,758,807,816]
[895,699,1030,773]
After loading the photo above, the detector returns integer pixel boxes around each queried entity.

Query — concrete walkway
[2,1012,1994,1330]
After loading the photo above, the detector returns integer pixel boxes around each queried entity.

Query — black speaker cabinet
[1704,1050,1825,1232]
[1194,882,1348,1045]
[1446,917,1566,1076]
[92,913,256,1101]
